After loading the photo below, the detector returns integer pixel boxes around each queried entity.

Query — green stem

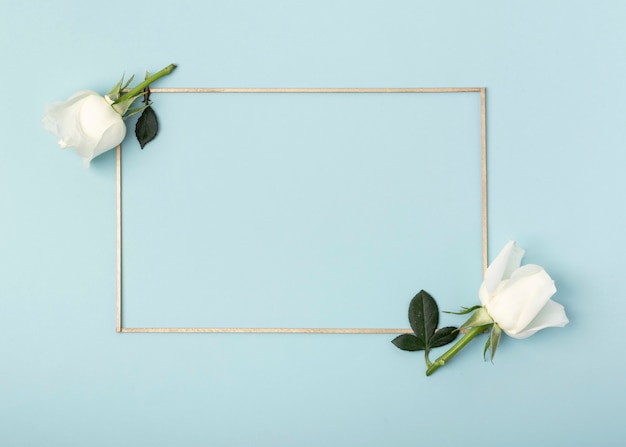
[114,64,177,105]
[424,350,432,368]
[425,325,490,376]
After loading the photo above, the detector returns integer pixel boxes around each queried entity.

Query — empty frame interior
[117,88,487,333]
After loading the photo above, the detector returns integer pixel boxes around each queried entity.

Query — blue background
[1,0,625,445]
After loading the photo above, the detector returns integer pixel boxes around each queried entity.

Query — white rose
[479,240,569,339]
[43,90,126,167]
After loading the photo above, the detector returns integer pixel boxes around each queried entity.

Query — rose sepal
[106,74,135,102]
[444,304,483,316]
[111,95,144,116]
[123,103,152,119]
[460,306,494,329]
[484,324,502,362]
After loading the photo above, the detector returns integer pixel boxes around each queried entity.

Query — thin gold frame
[116,87,488,334]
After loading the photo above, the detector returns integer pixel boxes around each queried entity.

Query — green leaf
[394,290,460,359]
[408,290,439,347]
[429,326,460,348]
[391,334,425,352]
[135,106,158,149]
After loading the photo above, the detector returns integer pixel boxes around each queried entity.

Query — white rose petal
[512,300,569,339]
[479,241,569,338]
[479,240,525,303]
[43,90,126,168]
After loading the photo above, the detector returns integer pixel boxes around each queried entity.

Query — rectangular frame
[116,87,488,334]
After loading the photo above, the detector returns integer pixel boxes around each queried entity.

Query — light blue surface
[1,0,625,445]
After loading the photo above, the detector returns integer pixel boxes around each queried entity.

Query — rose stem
[425,325,489,376]
[114,64,177,105]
